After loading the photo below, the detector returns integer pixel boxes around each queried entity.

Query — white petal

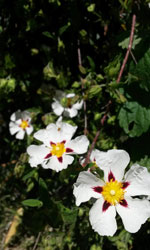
[66,135,89,154]
[66,93,75,98]
[51,101,64,116]
[22,111,31,121]
[96,149,130,181]
[72,100,83,110]
[15,129,25,140]
[89,198,117,236]
[116,197,150,233]
[90,149,102,163]
[42,154,74,172]
[27,145,49,167]
[9,122,20,135]
[64,108,78,118]
[73,171,104,206]
[26,125,33,135]
[124,164,150,196]
[10,110,21,121]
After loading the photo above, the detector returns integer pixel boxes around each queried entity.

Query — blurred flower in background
[52,90,83,118]
[9,110,33,140]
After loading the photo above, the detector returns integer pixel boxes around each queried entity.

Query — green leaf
[42,31,55,39]
[22,199,43,207]
[118,101,150,137]
[129,48,150,91]
[118,35,142,49]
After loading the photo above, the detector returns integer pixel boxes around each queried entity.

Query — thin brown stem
[117,14,136,83]
[77,40,88,135]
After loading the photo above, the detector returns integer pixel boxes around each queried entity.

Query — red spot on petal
[66,148,73,153]
[108,171,115,182]
[102,201,111,212]
[44,153,52,159]
[50,141,56,146]
[61,140,66,144]
[122,182,130,189]
[93,186,103,194]
[120,199,128,207]
[57,157,63,163]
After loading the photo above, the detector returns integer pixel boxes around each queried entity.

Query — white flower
[27,117,89,172]
[73,149,150,236]
[9,110,33,140]
[52,90,83,118]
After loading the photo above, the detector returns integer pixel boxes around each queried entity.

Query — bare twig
[116,14,136,83]
[32,232,41,250]
[77,40,88,135]
[82,100,112,167]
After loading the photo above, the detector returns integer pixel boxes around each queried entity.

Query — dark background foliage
[0,0,150,249]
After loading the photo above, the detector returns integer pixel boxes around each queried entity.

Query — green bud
[43,62,56,79]
[80,29,87,37]
[107,115,116,125]
[78,208,84,217]
[87,4,95,12]
[72,81,80,88]
[88,85,102,98]
[94,112,102,121]
[96,74,104,82]
[31,48,39,55]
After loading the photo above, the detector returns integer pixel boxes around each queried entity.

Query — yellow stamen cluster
[102,180,125,205]
[51,142,66,157]
[20,120,29,129]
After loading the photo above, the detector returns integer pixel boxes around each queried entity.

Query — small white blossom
[9,110,33,140]
[52,90,83,118]
[73,149,150,236]
[27,117,89,172]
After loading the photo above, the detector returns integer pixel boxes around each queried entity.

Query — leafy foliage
[1,0,150,249]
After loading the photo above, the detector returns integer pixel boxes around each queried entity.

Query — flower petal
[26,125,33,135]
[42,154,74,172]
[16,130,25,140]
[124,164,150,196]
[66,135,89,154]
[21,111,31,121]
[73,171,104,206]
[9,122,20,135]
[96,149,130,181]
[52,101,64,116]
[27,145,49,167]
[73,100,83,110]
[89,198,117,236]
[64,108,78,118]
[116,197,150,233]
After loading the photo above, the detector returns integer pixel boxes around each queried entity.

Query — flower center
[102,180,125,205]
[67,98,72,108]
[51,142,66,158]
[20,120,29,129]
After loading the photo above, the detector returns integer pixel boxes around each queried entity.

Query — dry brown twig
[82,14,136,168]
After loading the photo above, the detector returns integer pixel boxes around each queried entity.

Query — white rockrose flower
[9,110,33,140]
[73,149,150,236]
[27,117,89,172]
[52,90,83,118]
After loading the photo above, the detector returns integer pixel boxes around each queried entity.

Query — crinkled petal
[26,125,33,135]
[22,111,31,121]
[73,100,83,110]
[89,198,117,236]
[73,171,104,206]
[124,164,150,196]
[66,135,89,154]
[16,129,25,140]
[96,149,130,182]
[27,145,49,167]
[116,197,150,233]
[52,101,64,116]
[9,122,20,135]
[42,154,74,172]
[64,108,78,118]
